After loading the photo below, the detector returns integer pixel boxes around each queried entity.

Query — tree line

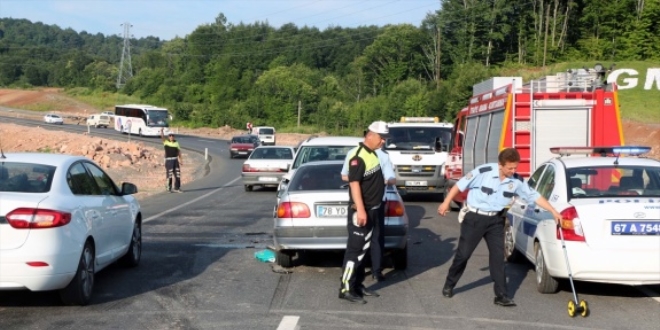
[1,0,657,134]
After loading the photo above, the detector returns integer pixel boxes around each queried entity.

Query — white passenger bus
[113,104,171,137]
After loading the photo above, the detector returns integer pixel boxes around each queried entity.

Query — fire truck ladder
[511,80,534,177]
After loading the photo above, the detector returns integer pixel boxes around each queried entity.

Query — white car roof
[299,136,362,146]
[3,153,87,167]
[550,156,660,168]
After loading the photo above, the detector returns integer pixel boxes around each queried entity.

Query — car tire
[392,245,408,270]
[504,221,522,262]
[276,250,294,268]
[120,221,142,267]
[59,240,95,306]
[535,242,559,293]
[244,185,253,192]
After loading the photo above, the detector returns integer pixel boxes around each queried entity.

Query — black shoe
[372,271,386,282]
[442,286,454,298]
[339,291,367,304]
[494,296,516,307]
[357,285,380,297]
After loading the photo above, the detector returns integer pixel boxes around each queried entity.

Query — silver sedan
[273,161,409,268]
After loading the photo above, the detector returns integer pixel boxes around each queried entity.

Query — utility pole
[116,22,134,89]
[297,100,301,128]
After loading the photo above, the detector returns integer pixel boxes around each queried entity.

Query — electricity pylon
[116,22,133,89]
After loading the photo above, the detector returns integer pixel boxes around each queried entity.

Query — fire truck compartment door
[533,108,590,169]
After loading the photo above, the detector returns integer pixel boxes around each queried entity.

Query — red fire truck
[444,67,625,208]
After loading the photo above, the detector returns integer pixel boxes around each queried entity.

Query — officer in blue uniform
[438,148,562,307]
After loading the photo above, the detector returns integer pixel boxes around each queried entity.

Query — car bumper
[230,151,252,157]
[273,225,408,250]
[0,252,79,291]
[242,172,285,186]
[544,242,660,285]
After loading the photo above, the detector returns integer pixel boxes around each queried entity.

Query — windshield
[250,148,293,160]
[568,165,660,198]
[258,128,275,135]
[288,163,345,191]
[232,137,255,144]
[385,126,452,151]
[292,146,355,169]
[0,163,56,193]
[147,110,169,127]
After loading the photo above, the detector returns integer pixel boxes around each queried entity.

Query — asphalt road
[0,116,659,330]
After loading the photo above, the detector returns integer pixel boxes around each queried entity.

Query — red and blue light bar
[550,146,651,157]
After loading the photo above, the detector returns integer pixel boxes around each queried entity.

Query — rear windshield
[288,163,345,191]
[0,163,56,193]
[250,148,293,159]
[568,165,660,198]
[258,128,274,135]
[100,115,109,120]
[232,137,253,144]
[292,146,355,169]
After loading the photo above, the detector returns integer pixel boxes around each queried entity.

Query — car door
[83,162,132,260]
[509,165,546,258]
[521,164,556,257]
[67,162,115,265]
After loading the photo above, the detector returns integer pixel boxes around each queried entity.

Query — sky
[1,0,440,40]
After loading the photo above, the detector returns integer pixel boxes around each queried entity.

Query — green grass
[516,61,660,123]
[64,88,142,111]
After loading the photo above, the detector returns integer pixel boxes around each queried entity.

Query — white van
[87,114,111,128]
[254,126,276,145]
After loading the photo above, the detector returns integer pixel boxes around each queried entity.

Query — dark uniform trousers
[369,201,386,274]
[445,211,507,297]
[165,158,181,190]
[340,205,378,294]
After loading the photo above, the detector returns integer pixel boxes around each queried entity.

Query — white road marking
[276,316,300,330]
[637,286,660,303]
[144,177,241,223]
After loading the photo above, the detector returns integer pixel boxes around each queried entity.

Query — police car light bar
[549,146,652,157]
[400,116,439,123]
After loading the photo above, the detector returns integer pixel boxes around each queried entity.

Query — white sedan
[44,114,64,125]
[505,146,660,293]
[241,146,295,191]
[0,153,142,305]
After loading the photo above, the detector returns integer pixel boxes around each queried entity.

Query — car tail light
[276,202,311,218]
[385,200,405,217]
[242,164,282,172]
[6,208,72,229]
[26,262,49,267]
[556,206,585,242]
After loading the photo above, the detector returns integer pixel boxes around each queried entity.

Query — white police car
[505,146,660,293]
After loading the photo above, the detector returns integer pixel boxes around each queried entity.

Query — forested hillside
[1,0,658,133]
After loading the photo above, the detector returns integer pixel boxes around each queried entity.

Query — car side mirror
[121,182,138,195]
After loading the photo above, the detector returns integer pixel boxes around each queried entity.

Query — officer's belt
[466,205,498,216]
[165,157,178,160]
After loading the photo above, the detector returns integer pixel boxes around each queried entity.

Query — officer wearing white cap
[438,148,562,307]
[340,122,396,282]
[338,121,389,304]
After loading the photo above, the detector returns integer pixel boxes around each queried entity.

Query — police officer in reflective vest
[160,128,183,193]
[339,121,389,304]
[438,148,562,307]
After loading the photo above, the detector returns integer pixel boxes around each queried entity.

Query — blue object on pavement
[255,249,276,263]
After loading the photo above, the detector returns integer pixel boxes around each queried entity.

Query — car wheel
[504,221,522,262]
[120,221,142,267]
[59,240,95,305]
[535,242,559,293]
[276,250,294,268]
[392,245,408,270]
[244,185,253,192]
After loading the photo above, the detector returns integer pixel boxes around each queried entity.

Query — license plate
[238,151,247,154]
[611,221,660,235]
[316,205,347,218]
[405,181,427,186]
[258,177,278,182]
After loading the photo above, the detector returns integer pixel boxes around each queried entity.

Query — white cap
[368,121,390,138]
